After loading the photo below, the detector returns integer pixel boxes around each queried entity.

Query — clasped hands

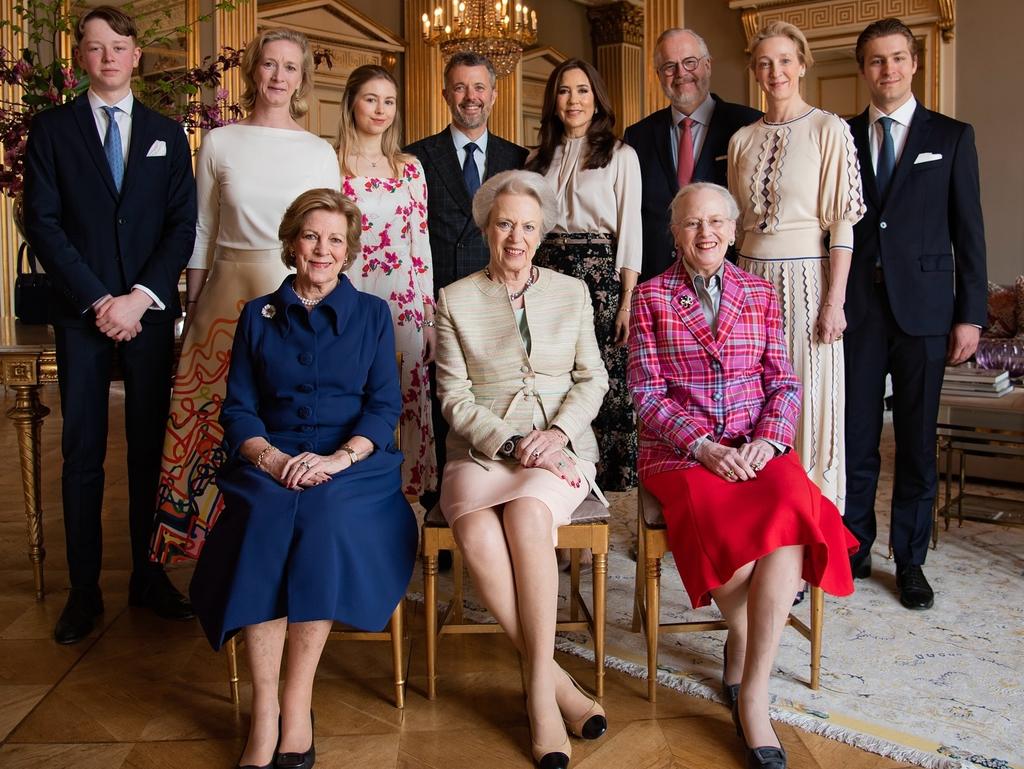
[94,289,152,342]
[695,438,776,482]
[263,449,353,490]
[514,427,581,489]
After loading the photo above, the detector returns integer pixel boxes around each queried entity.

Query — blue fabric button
[299,442,313,452]
[300,424,314,433]
[298,352,313,365]
[297,383,314,393]
[298,406,312,419]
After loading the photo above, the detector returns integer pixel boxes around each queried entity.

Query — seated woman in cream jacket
[434,170,609,769]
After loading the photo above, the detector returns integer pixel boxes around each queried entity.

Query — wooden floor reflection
[0,384,913,768]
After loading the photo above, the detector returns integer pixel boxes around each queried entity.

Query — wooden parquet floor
[0,384,914,769]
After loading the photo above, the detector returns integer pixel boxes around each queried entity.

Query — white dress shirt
[670,96,716,173]
[868,95,917,173]
[450,125,489,182]
[86,89,162,310]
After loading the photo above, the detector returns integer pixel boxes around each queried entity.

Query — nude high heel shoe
[532,732,571,769]
[561,673,607,740]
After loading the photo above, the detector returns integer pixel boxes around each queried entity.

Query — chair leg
[424,552,438,700]
[390,599,405,709]
[570,549,581,622]
[592,550,607,699]
[452,549,464,624]
[645,554,661,703]
[631,521,645,633]
[809,585,824,690]
[225,635,240,706]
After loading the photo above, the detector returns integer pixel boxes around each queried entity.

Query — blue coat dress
[190,275,417,650]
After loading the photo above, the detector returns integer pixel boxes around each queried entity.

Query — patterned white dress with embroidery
[728,108,865,510]
[343,160,436,496]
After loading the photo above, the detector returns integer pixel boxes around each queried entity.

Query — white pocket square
[914,152,942,164]
[146,140,167,157]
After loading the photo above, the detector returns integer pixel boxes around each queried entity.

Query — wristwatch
[499,434,524,458]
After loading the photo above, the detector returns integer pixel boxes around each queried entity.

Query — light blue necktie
[463,142,480,197]
[101,105,124,192]
[876,116,896,197]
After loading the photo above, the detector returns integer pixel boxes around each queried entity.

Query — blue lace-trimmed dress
[190,276,417,649]
[728,108,865,510]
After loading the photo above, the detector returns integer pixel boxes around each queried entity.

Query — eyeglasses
[658,57,705,77]
[679,216,730,231]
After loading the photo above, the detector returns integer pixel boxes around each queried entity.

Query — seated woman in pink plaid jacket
[626,182,857,769]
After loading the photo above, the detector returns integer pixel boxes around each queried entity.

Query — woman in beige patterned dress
[728,21,864,511]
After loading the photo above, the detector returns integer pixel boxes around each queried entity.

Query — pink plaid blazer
[627,260,801,479]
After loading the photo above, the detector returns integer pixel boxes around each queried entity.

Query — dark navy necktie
[876,116,896,197]
[463,142,480,197]
[101,105,124,192]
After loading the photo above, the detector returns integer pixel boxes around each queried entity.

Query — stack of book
[942,366,1013,398]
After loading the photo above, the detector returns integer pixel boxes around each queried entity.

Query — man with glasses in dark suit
[624,28,760,281]
[406,52,528,512]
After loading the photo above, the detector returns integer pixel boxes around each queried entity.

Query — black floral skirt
[534,236,638,491]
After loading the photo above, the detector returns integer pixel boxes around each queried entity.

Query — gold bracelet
[254,444,275,470]
[340,444,360,465]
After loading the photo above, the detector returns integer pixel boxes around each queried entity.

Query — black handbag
[15,241,51,325]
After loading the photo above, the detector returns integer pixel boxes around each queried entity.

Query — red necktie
[677,117,694,187]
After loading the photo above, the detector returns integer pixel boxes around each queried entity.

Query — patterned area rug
[552,422,1023,769]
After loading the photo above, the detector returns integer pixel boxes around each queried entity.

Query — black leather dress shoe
[54,586,104,644]
[746,745,787,769]
[850,552,872,580]
[276,711,314,769]
[896,564,934,609]
[129,570,195,620]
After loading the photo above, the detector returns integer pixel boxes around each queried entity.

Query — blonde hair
[279,188,362,272]
[336,65,412,177]
[749,21,814,70]
[240,28,315,119]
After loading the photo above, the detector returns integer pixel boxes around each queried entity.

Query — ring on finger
[725,469,736,478]
[532,450,542,458]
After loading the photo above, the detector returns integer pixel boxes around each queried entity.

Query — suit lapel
[119,100,150,200]
[651,108,679,194]
[667,266,719,360]
[693,96,723,180]
[432,130,473,215]
[883,104,932,210]
[484,137,515,179]
[72,95,119,199]
[713,265,745,350]
[850,110,879,208]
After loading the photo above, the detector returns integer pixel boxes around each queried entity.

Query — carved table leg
[7,384,50,601]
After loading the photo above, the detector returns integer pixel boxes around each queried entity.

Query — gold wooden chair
[632,482,824,702]
[421,496,609,700]
[224,353,407,709]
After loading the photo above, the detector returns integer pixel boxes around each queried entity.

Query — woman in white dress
[150,28,341,565]
[728,21,864,511]
[337,64,436,497]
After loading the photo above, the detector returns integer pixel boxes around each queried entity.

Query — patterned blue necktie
[463,142,480,197]
[875,116,896,197]
[101,105,124,192]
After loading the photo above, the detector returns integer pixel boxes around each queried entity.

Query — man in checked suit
[845,18,987,610]
[24,6,197,643]
[624,29,761,282]
[406,51,528,508]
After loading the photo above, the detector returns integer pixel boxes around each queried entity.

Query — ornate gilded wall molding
[642,0,683,117]
[588,2,645,48]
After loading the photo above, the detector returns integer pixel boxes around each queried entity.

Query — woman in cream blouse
[728,21,865,510]
[435,170,610,769]
[526,58,642,491]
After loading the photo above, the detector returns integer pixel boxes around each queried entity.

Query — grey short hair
[669,182,740,224]
[653,28,711,65]
[472,170,558,233]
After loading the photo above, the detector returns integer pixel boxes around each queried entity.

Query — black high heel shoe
[275,711,315,769]
[734,705,787,769]
[722,640,740,708]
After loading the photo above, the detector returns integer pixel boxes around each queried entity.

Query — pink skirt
[440,456,594,546]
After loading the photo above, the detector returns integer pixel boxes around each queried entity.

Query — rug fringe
[553,638,966,769]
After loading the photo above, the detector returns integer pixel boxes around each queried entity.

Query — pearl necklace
[486,265,538,301]
[292,285,323,307]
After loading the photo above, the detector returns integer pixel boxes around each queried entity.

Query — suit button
[300,442,313,452]
[715,423,724,435]
[880,221,888,229]
[300,424,314,433]
[297,383,314,394]
[297,406,312,419]
[298,352,313,365]
[520,365,529,373]
[712,392,723,402]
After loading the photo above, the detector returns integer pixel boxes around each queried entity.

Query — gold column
[403,0,448,143]
[491,63,522,146]
[1,0,28,316]
[215,0,256,104]
[643,0,684,116]
[588,2,644,137]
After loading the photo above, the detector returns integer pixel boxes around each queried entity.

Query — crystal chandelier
[421,0,538,78]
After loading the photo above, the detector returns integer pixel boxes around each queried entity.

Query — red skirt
[645,452,858,609]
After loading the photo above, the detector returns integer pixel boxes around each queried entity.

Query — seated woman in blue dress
[190,188,417,769]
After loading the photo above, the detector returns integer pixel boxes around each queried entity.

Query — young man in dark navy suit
[24,5,198,643]
[623,28,760,281]
[845,18,987,610]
